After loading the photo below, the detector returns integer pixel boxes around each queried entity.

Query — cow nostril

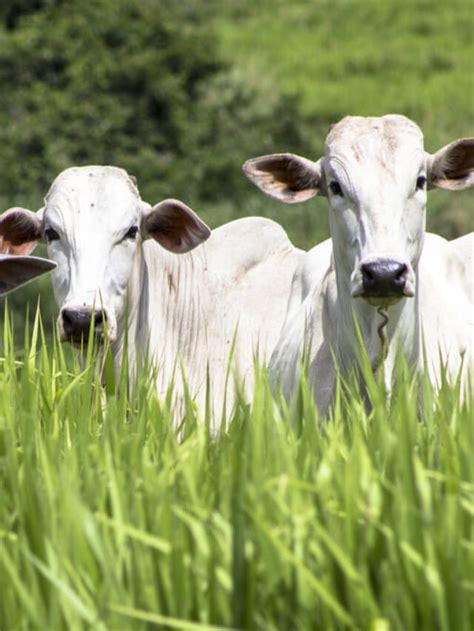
[92,310,107,327]
[361,263,379,287]
[395,263,408,282]
[361,264,374,283]
[62,309,75,335]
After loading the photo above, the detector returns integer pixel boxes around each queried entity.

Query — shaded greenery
[0,0,309,210]
[0,311,473,630]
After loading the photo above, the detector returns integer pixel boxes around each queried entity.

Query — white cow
[0,166,302,428]
[0,253,55,296]
[243,114,473,414]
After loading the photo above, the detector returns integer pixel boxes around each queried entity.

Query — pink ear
[428,138,474,190]
[0,237,38,255]
[0,207,42,255]
[144,199,211,254]
[243,153,323,203]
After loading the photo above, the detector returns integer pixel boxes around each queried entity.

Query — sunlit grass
[0,308,473,630]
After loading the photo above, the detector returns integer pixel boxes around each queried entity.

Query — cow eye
[44,227,60,242]
[124,225,139,240]
[329,181,343,196]
[416,175,427,190]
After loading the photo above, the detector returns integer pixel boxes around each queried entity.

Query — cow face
[322,116,427,305]
[244,115,474,307]
[0,166,210,345]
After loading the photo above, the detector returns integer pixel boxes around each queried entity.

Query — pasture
[0,311,472,630]
[0,1,473,629]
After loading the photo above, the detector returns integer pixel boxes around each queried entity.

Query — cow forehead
[325,115,425,167]
[44,166,141,225]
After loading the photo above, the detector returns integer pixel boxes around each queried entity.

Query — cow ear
[243,153,324,203]
[427,138,474,191]
[0,207,43,255]
[0,254,56,296]
[144,199,211,254]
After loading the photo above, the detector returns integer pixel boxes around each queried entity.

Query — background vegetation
[0,0,472,332]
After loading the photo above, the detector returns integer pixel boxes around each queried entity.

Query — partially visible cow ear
[0,254,56,296]
[427,138,474,191]
[144,199,211,254]
[243,153,323,203]
[0,207,43,255]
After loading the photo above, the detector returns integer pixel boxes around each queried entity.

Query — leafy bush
[0,0,309,208]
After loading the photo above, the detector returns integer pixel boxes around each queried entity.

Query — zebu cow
[244,115,473,414]
[0,253,55,296]
[0,166,302,428]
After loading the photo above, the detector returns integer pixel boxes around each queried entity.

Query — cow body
[244,115,474,414]
[0,167,302,428]
[114,214,302,418]
[269,233,473,414]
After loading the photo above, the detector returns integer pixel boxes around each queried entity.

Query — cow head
[0,253,56,296]
[0,166,210,345]
[244,115,474,307]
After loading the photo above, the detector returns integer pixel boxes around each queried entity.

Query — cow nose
[361,260,408,297]
[61,308,107,342]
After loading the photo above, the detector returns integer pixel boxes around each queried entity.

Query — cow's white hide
[244,115,473,414]
[0,167,302,428]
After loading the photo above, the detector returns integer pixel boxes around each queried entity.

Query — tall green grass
[0,309,473,630]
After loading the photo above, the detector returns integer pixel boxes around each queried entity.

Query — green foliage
[0,0,308,210]
[0,0,217,201]
[0,311,473,630]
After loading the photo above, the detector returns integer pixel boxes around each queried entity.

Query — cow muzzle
[352,258,415,306]
[58,307,111,345]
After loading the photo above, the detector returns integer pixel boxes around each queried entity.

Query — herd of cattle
[0,115,472,426]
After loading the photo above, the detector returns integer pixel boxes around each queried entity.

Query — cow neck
[111,242,146,377]
[133,241,207,396]
[331,255,421,386]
